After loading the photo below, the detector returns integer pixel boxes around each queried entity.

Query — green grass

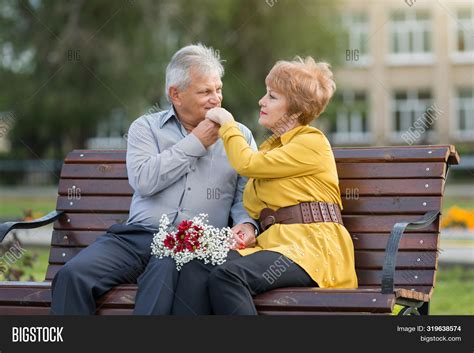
[0,246,50,282]
[0,197,56,219]
[430,265,474,315]
[442,197,474,212]
[20,246,51,281]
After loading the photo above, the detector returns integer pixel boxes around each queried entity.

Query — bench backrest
[47,145,460,296]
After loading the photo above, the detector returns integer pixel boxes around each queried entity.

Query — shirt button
[187,187,191,191]
[191,168,196,172]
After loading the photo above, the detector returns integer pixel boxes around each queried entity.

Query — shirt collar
[159,105,179,128]
[280,125,312,145]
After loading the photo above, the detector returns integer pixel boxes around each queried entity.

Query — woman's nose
[258,96,265,107]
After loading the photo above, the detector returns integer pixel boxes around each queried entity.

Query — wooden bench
[0,145,460,315]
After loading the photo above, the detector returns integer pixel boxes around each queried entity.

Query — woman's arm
[219,121,325,179]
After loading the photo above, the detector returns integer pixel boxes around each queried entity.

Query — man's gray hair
[165,43,224,102]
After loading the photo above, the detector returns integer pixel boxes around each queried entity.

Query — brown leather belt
[258,201,343,232]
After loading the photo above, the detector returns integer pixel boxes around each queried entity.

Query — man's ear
[169,86,181,106]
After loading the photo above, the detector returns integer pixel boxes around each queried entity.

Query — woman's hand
[230,223,256,250]
[205,107,235,126]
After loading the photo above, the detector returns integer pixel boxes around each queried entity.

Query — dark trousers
[50,224,178,315]
[172,250,316,315]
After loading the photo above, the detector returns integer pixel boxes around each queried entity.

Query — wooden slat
[351,233,438,250]
[57,178,445,196]
[55,195,441,214]
[59,179,133,195]
[51,230,104,247]
[56,196,132,213]
[44,264,435,286]
[64,146,452,164]
[65,150,126,163]
[47,246,438,270]
[354,251,437,269]
[60,163,127,179]
[0,282,433,309]
[333,146,450,163]
[0,306,135,315]
[356,269,435,286]
[49,231,439,250]
[339,179,444,196]
[343,215,439,233]
[53,213,129,231]
[0,306,50,315]
[0,282,51,305]
[60,162,447,180]
[253,290,395,313]
[447,145,461,165]
[337,162,446,179]
[341,196,441,215]
[48,247,82,264]
[52,213,439,232]
[395,288,431,302]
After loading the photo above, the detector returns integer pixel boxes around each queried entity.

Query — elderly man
[50,44,257,315]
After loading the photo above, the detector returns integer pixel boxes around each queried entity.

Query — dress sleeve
[219,121,326,179]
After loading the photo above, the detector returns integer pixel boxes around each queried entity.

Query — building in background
[323,0,473,150]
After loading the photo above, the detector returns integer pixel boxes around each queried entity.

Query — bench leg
[418,302,430,315]
[396,298,425,316]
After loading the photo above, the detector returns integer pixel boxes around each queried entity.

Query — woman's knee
[209,263,238,288]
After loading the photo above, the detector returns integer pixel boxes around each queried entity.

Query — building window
[452,8,474,63]
[388,10,434,64]
[454,88,474,140]
[342,12,370,66]
[391,90,439,144]
[330,91,371,144]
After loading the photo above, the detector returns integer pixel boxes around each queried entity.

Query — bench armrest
[0,210,64,243]
[380,211,440,294]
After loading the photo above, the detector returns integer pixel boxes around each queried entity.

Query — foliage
[0,0,343,157]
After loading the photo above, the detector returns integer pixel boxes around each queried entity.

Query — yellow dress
[219,121,358,289]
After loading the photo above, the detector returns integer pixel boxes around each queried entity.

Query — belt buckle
[259,208,277,231]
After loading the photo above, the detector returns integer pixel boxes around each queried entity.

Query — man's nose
[209,93,221,107]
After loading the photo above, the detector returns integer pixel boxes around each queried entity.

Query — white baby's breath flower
[151,214,236,270]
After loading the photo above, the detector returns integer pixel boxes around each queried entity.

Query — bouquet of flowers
[151,213,236,270]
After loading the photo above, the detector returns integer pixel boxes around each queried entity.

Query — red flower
[177,220,193,232]
[163,235,175,250]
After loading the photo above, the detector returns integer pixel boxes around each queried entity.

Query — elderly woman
[172,56,358,315]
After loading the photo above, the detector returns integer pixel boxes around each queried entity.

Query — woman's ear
[169,86,181,106]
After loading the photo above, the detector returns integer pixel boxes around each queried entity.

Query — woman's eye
[269,94,276,99]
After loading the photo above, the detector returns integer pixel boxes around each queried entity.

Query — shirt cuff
[236,218,259,235]
[177,133,207,157]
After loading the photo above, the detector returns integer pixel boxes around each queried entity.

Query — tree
[0,0,343,159]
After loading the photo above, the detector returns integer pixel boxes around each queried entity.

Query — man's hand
[205,107,235,126]
[192,119,220,148]
[230,223,256,250]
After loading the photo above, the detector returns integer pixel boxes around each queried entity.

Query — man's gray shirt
[126,106,258,231]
